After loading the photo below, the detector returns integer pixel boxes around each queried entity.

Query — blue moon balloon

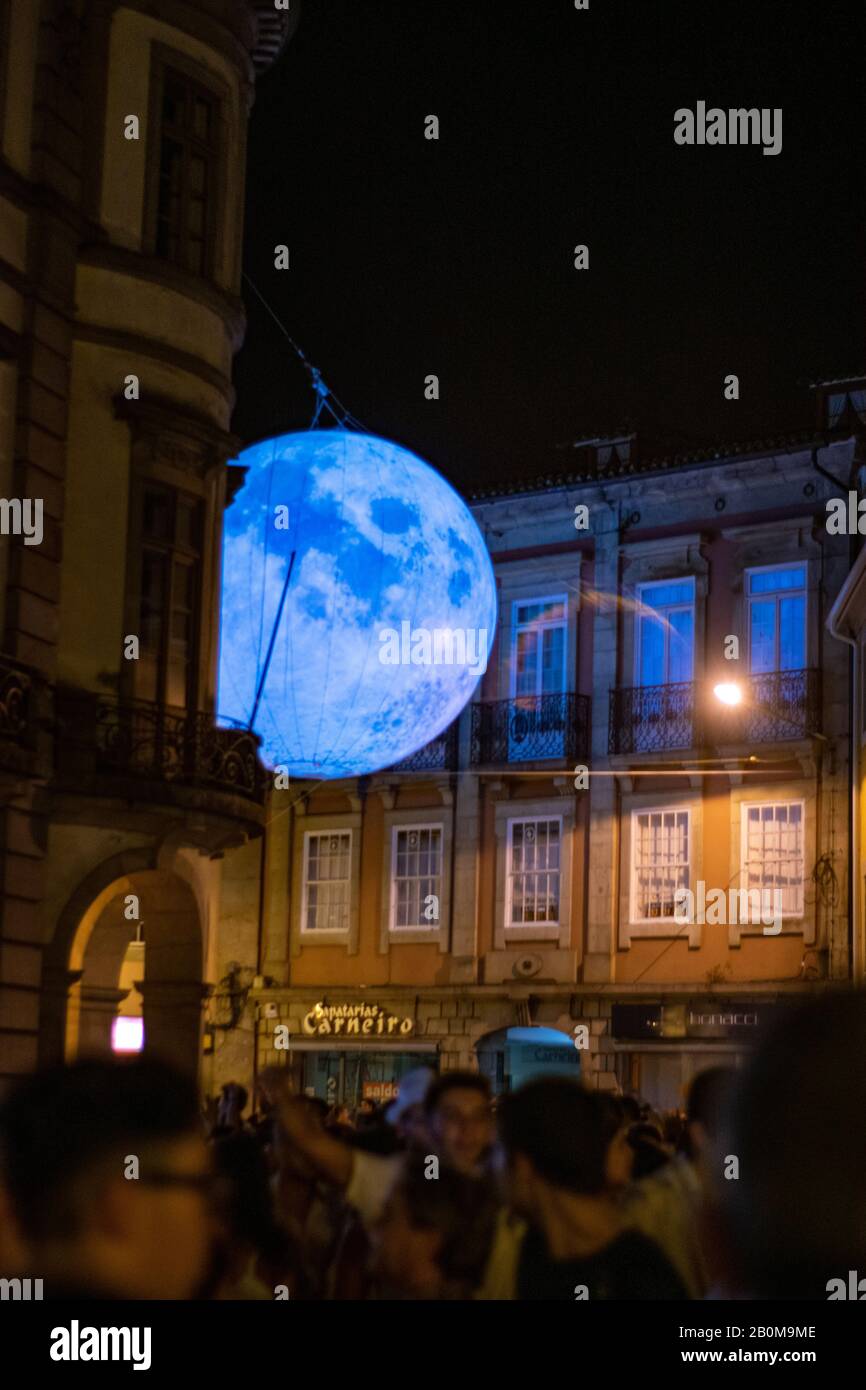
[218,430,497,778]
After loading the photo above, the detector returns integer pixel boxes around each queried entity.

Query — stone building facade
[225,381,864,1111]
[0,0,298,1082]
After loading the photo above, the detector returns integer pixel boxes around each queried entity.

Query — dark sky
[233,0,865,493]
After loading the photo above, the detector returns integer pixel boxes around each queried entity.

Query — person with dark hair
[710,991,866,1299]
[0,1058,217,1299]
[275,1068,525,1298]
[209,1132,306,1299]
[370,1156,499,1299]
[618,1065,735,1297]
[626,1123,672,1180]
[498,1078,687,1300]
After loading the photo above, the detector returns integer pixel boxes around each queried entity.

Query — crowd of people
[1,989,865,1300]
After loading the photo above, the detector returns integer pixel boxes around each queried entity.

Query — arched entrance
[43,856,204,1077]
[476,1025,580,1095]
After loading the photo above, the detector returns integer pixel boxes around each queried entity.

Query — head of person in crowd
[210,1131,304,1298]
[619,1094,642,1126]
[214,1082,248,1135]
[423,1072,494,1175]
[711,991,866,1298]
[0,1058,216,1299]
[498,1078,612,1218]
[626,1123,671,1180]
[597,1093,634,1190]
[370,1155,498,1299]
[384,1066,436,1147]
[680,1065,735,1169]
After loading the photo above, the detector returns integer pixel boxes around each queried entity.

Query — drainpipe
[819,446,862,982]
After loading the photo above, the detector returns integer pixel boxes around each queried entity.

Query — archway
[44,858,204,1078]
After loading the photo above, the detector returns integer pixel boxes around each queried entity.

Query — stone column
[138,979,208,1077]
[77,984,130,1057]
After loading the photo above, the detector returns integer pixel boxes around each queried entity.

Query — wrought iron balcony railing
[388,720,459,773]
[609,681,697,755]
[56,692,267,805]
[0,657,34,746]
[608,670,821,755]
[471,692,590,766]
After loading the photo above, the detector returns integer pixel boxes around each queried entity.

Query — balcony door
[509,597,567,761]
[747,565,806,673]
[634,579,695,751]
[136,485,203,713]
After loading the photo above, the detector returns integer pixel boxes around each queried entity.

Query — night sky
[233,0,865,493]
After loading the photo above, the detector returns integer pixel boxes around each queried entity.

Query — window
[303,832,352,932]
[154,67,220,277]
[631,808,690,921]
[827,390,866,430]
[506,817,561,926]
[137,486,202,709]
[511,597,567,699]
[740,802,804,918]
[747,565,806,673]
[390,825,442,929]
[635,580,694,686]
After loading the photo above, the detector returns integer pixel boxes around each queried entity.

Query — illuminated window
[747,565,806,673]
[391,825,442,929]
[112,1016,144,1054]
[631,808,690,921]
[303,831,352,932]
[506,817,561,926]
[740,802,804,918]
[636,579,695,686]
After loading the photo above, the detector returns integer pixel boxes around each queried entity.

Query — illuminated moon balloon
[218,430,497,778]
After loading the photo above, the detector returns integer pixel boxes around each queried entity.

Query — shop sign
[684,1000,775,1039]
[302,1001,414,1038]
[363,1081,398,1102]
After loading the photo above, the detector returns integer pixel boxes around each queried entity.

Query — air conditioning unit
[513,953,543,980]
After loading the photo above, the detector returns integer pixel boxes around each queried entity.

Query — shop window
[630,808,690,922]
[390,825,442,930]
[506,816,561,926]
[302,831,352,932]
[740,801,804,919]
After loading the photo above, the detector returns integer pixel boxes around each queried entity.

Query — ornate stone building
[0,0,298,1082]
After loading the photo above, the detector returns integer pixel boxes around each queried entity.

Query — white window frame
[745,562,808,674]
[301,829,353,934]
[739,799,805,922]
[505,814,563,929]
[634,577,695,686]
[389,822,443,933]
[629,806,692,925]
[509,594,568,700]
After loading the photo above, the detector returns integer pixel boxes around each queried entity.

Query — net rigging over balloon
[218,428,497,779]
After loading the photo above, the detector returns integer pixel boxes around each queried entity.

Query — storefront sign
[302,1001,414,1038]
[363,1081,398,1102]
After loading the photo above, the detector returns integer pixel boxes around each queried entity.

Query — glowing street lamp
[713,681,742,707]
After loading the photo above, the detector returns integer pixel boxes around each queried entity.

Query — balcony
[54,690,267,820]
[608,670,821,756]
[471,692,590,767]
[0,656,43,783]
[388,720,459,773]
